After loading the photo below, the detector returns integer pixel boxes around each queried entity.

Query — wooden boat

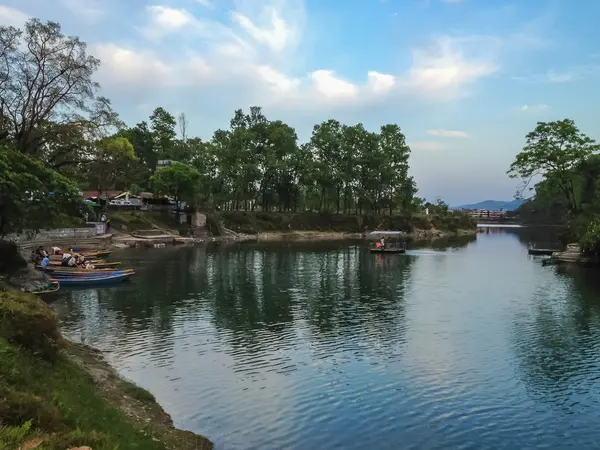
[46,269,133,277]
[368,231,407,254]
[49,250,112,260]
[45,260,120,268]
[49,272,135,286]
[31,280,60,295]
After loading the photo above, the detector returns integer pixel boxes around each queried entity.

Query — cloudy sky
[1,0,599,205]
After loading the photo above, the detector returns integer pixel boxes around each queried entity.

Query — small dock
[528,243,561,256]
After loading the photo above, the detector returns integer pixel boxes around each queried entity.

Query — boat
[49,250,112,260]
[46,269,134,277]
[368,231,407,254]
[49,272,135,286]
[30,280,60,295]
[45,260,120,268]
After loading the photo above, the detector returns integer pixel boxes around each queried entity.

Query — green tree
[87,136,137,209]
[150,162,201,216]
[508,119,600,213]
[0,144,81,235]
[0,19,118,156]
[150,107,177,160]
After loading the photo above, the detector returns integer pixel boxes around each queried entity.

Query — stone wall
[6,223,104,245]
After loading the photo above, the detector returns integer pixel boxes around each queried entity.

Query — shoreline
[65,340,213,449]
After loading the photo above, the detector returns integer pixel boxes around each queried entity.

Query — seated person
[51,246,62,255]
[40,256,50,268]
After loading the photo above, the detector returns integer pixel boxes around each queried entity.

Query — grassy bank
[214,211,476,235]
[0,290,212,450]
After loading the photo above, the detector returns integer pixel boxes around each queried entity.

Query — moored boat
[49,250,112,260]
[30,280,60,294]
[46,269,134,277]
[49,272,135,286]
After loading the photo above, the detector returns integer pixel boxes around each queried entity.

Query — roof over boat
[369,231,406,235]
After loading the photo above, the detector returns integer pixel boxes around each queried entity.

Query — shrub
[0,292,64,360]
[0,241,27,275]
[0,389,63,430]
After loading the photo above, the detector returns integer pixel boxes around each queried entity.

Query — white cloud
[404,36,496,97]
[255,65,300,92]
[310,70,358,99]
[61,0,104,22]
[93,44,211,86]
[427,129,468,137]
[367,71,395,94]
[0,5,28,27]
[195,0,212,7]
[231,7,297,52]
[516,104,549,113]
[141,6,198,40]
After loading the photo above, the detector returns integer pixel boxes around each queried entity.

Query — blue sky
[1,0,599,205]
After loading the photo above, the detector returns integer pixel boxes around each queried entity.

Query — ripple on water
[53,236,600,449]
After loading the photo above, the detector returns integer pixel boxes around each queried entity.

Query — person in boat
[51,246,62,255]
[380,237,385,250]
[60,251,72,266]
[40,255,50,268]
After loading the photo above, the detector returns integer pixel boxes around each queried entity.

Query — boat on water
[49,250,112,260]
[49,272,135,286]
[47,269,134,277]
[45,260,120,268]
[30,280,60,295]
[368,231,407,254]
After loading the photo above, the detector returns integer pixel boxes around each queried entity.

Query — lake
[53,227,600,449]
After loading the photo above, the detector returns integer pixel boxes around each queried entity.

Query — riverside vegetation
[0,289,213,449]
[509,119,600,254]
[0,18,472,239]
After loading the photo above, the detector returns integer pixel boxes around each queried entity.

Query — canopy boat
[368,231,407,254]
[49,272,135,286]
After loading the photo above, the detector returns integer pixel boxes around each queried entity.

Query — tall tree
[508,119,600,213]
[0,19,116,156]
[87,136,137,209]
[150,107,177,160]
[150,162,201,217]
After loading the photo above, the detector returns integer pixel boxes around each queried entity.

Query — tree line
[0,19,422,235]
[508,119,600,252]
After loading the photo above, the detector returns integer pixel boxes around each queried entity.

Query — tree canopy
[0,17,436,236]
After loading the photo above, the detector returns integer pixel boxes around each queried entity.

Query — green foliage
[508,119,600,213]
[579,217,600,253]
[151,162,201,211]
[0,145,82,236]
[120,381,157,404]
[220,211,475,235]
[0,291,64,360]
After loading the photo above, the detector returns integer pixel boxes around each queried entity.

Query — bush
[0,241,27,275]
[0,389,63,430]
[0,291,64,360]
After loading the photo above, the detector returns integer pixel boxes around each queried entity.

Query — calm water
[53,228,600,449]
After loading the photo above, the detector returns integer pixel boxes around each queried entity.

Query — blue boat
[50,269,133,277]
[51,272,135,286]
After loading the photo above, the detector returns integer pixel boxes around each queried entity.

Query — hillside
[455,199,526,211]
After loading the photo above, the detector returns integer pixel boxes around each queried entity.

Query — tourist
[380,237,385,250]
[60,251,72,266]
[40,256,50,268]
[67,256,78,267]
[51,246,62,255]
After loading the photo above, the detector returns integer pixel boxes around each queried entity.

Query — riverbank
[0,290,213,449]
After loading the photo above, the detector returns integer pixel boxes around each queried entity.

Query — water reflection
[54,233,600,449]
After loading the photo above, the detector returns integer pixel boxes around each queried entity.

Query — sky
[1,0,599,205]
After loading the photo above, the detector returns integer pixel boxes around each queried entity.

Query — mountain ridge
[455,199,526,211]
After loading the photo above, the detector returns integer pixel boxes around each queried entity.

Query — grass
[218,211,476,235]
[0,336,166,450]
[119,381,157,404]
[0,291,212,450]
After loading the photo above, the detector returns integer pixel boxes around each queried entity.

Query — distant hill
[455,199,526,211]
